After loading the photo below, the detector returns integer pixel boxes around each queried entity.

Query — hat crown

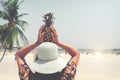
[29,42,67,74]
[37,42,58,61]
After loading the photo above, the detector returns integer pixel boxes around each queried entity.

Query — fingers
[40,32,44,39]
[50,25,57,35]
[39,25,44,33]
[36,25,45,44]
[50,25,56,32]
[51,25,58,43]
[38,25,44,38]
[51,32,54,39]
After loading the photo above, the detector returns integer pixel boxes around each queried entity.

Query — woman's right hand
[36,25,44,45]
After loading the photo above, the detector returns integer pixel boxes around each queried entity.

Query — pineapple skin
[43,26,52,42]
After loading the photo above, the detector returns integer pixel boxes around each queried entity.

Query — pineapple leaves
[43,12,55,27]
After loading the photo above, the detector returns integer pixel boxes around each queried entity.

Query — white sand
[0,53,120,80]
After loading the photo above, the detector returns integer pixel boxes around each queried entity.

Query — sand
[0,53,120,80]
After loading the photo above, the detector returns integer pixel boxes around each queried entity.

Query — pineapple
[42,12,54,42]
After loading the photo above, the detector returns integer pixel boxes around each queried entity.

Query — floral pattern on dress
[19,64,30,80]
[60,61,77,80]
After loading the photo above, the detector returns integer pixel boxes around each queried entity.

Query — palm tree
[0,0,28,62]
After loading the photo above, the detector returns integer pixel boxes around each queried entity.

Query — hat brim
[29,56,67,74]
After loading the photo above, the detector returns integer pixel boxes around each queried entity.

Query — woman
[16,25,80,80]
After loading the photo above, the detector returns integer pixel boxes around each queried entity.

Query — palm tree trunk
[0,46,7,62]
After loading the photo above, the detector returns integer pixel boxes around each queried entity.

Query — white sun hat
[29,42,67,74]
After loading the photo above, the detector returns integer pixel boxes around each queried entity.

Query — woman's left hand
[50,25,59,44]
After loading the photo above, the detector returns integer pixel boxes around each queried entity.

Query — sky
[1,0,120,49]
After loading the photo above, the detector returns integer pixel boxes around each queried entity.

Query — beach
[0,53,120,80]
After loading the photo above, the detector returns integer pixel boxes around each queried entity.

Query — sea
[0,48,120,55]
[58,48,120,55]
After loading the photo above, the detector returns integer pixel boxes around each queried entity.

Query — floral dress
[19,61,76,80]
[60,61,76,80]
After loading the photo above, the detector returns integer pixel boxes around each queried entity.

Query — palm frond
[15,20,28,30]
[0,24,19,49]
[13,0,19,7]
[0,24,8,45]
[16,13,28,19]
[8,2,18,18]
[2,0,19,19]
[0,24,8,30]
[11,25,18,42]
[0,11,9,20]
[0,0,8,9]
[16,37,20,47]
[17,27,28,46]
[16,0,24,8]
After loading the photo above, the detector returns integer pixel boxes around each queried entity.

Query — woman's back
[29,72,61,80]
